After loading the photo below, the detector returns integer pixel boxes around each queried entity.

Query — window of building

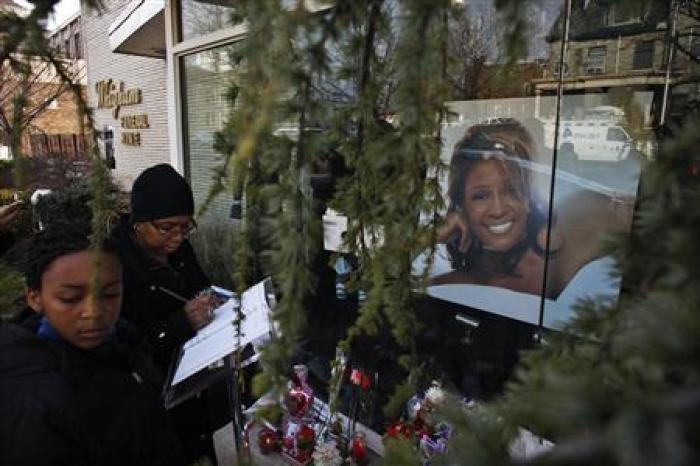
[73,32,82,59]
[64,38,72,58]
[585,46,606,75]
[169,0,656,335]
[552,51,570,77]
[605,4,642,26]
[178,0,238,42]
[633,41,655,70]
[180,42,242,221]
[690,31,700,62]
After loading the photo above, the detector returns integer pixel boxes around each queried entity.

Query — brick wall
[82,0,169,190]
[545,12,700,81]
[30,85,86,135]
[0,72,86,158]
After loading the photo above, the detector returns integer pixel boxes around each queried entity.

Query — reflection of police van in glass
[544,121,632,162]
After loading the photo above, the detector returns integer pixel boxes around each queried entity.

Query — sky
[16,0,81,31]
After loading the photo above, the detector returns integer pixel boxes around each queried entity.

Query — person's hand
[184,293,217,330]
[437,210,471,252]
[0,201,22,233]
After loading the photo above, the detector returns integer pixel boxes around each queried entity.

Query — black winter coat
[0,232,13,257]
[0,313,185,466]
[111,215,218,464]
[111,215,210,370]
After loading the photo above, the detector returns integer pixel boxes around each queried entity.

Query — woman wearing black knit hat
[111,163,219,465]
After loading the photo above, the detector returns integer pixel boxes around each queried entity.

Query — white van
[542,120,632,162]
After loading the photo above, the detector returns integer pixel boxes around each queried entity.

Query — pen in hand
[157,286,188,303]
[158,286,216,330]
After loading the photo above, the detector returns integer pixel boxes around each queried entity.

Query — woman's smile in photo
[463,159,528,253]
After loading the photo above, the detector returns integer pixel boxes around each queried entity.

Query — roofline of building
[47,10,81,36]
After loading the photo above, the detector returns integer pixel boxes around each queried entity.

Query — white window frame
[584,46,606,75]
[166,0,332,175]
[165,0,248,174]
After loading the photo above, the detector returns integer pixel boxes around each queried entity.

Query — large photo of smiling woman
[426,118,636,326]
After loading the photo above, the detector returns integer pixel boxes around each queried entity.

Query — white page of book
[182,297,240,350]
[172,323,238,385]
[171,280,273,386]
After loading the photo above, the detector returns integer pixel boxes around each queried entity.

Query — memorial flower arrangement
[384,382,453,465]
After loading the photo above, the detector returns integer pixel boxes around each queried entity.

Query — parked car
[541,119,633,162]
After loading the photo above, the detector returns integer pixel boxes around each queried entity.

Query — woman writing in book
[111,163,220,465]
[430,120,634,301]
[0,223,185,466]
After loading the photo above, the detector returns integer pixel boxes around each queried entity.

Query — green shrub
[188,220,243,291]
[0,263,25,319]
[33,179,127,230]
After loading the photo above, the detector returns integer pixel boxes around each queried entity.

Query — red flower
[350,369,373,389]
[297,424,315,451]
[360,372,372,390]
[286,386,312,418]
[351,433,368,465]
[350,369,362,385]
[257,427,279,455]
[385,420,413,440]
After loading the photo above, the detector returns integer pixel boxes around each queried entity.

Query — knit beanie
[130,164,195,222]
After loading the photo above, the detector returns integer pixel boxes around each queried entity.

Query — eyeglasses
[150,219,197,237]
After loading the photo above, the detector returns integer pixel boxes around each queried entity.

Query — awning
[108,0,166,58]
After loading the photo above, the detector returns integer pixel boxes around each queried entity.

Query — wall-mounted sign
[121,114,150,130]
[95,79,142,119]
[121,132,141,146]
[95,79,149,147]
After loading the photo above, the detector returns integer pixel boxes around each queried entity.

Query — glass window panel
[584,46,606,75]
[605,3,642,26]
[74,32,82,59]
[539,1,664,329]
[178,0,237,43]
[633,41,655,70]
[417,0,565,327]
[180,43,242,224]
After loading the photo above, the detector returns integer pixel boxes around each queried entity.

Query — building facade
[532,0,700,124]
[82,0,251,213]
[82,0,170,188]
[0,2,87,160]
[48,11,84,59]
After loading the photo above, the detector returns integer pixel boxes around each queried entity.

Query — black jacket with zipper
[0,313,185,466]
[111,215,210,370]
[111,214,219,464]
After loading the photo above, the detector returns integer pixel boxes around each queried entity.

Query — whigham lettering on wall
[95,79,151,148]
[121,132,141,146]
[120,114,149,130]
[95,79,142,119]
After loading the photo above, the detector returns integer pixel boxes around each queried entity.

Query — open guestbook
[162,278,275,409]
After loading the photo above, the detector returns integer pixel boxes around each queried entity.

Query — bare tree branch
[0,54,80,148]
